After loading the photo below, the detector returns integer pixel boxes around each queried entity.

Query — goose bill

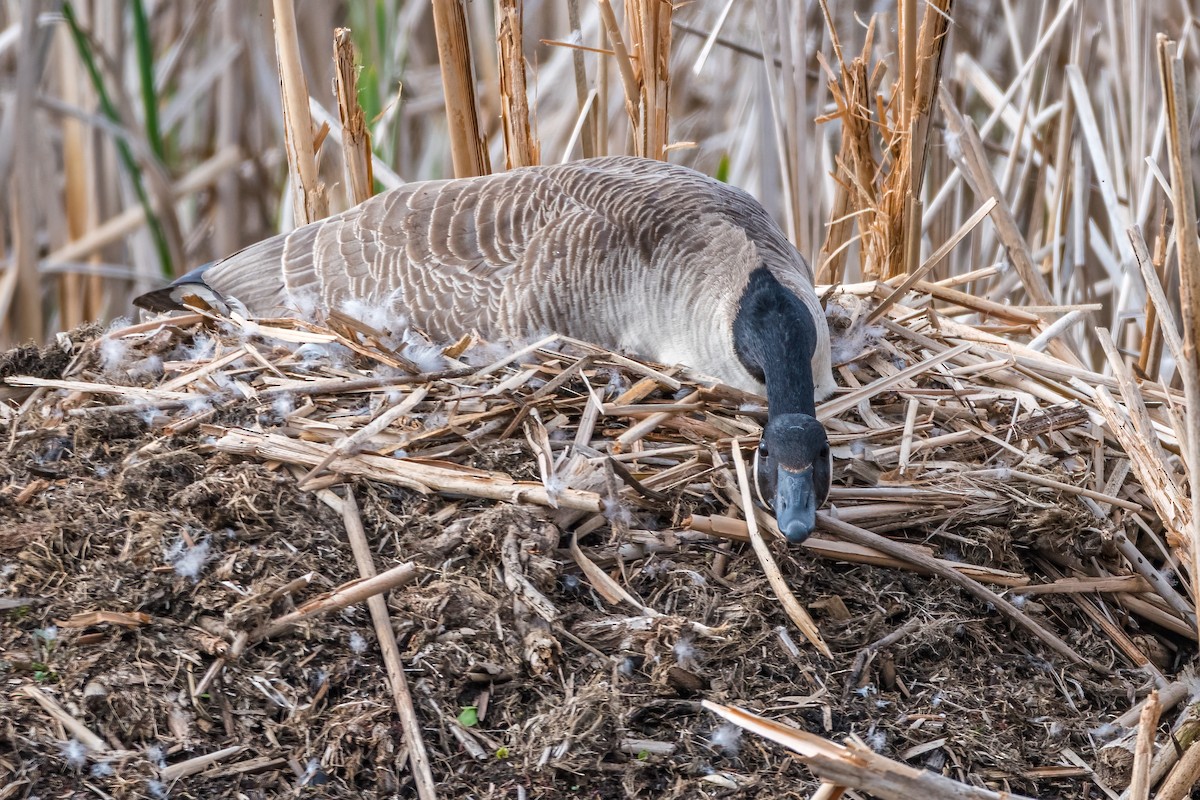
[775,464,817,543]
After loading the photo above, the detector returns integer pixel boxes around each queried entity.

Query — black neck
[733,268,817,418]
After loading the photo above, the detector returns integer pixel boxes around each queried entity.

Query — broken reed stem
[319,489,439,800]
[1128,690,1161,800]
[1157,35,1200,641]
[432,0,489,177]
[333,28,374,206]
[160,746,245,781]
[1158,740,1200,800]
[816,17,874,284]
[272,0,327,226]
[729,442,831,657]
[704,701,1037,800]
[497,0,539,168]
[20,685,108,752]
[10,0,43,341]
[909,0,953,200]
[936,87,1054,307]
[253,560,419,641]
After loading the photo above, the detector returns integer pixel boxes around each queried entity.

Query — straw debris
[0,279,1192,796]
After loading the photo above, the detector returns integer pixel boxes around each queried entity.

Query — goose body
[137,156,835,540]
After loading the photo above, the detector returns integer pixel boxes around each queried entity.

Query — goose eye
[758,440,769,457]
[819,444,830,459]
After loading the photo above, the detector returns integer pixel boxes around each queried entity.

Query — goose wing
[138,167,584,339]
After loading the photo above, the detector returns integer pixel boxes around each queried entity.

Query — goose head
[733,266,832,543]
[755,414,830,542]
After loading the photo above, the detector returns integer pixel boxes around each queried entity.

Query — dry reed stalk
[866,197,996,324]
[703,701,1036,800]
[892,0,917,281]
[596,0,651,159]
[157,746,246,782]
[253,560,419,641]
[20,685,108,752]
[936,87,1053,307]
[214,0,242,258]
[1157,740,1200,800]
[497,0,539,169]
[686,513,1029,587]
[730,442,831,656]
[299,387,428,487]
[815,8,876,284]
[1118,682,1192,730]
[432,0,489,178]
[318,489,438,800]
[1157,35,1200,639]
[1135,703,1200,798]
[565,0,598,158]
[625,0,672,159]
[898,0,916,126]
[896,0,952,280]
[10,0,42,341]
[816,0,950,282]
[755,0,811,252]
[333,28,374,206]
[272,0,327,227]
[1065,64,1134,267]
[908,0,952,201]
[308,97,405,191]
[214,427,605,512]
[1134,223,1171,380]
[1128,690,1161,800]
[56,21,92,329]
[1093,333,1192,555]
[1008,575,1150,595]
[1133,229,1161,383]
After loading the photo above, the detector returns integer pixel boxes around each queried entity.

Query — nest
[0,287,1194,798]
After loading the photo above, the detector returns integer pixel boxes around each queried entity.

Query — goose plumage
[136,156,835,540]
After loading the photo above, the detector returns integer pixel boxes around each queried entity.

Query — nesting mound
[0,291,1194,799]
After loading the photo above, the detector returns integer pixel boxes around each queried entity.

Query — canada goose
[136,156,835,541]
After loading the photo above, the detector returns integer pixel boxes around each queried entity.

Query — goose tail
[133,263,233,314]
[133,231,301,317]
